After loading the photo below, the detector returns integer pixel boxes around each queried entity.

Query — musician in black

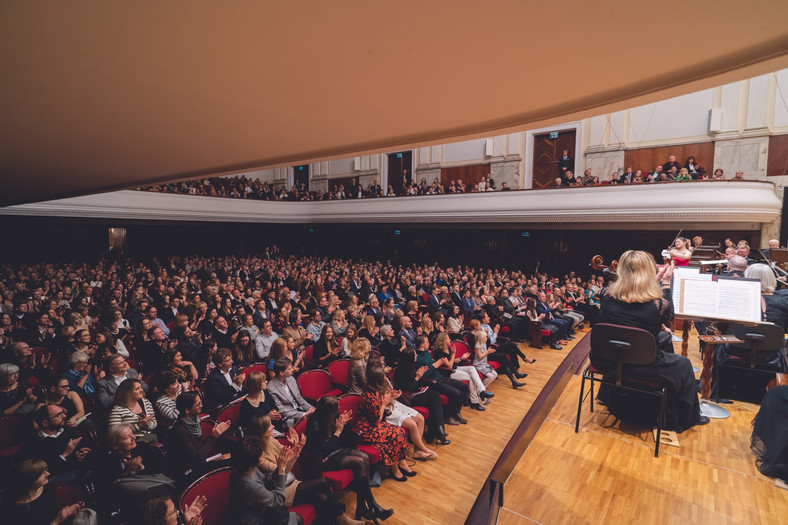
[595,250,708,431]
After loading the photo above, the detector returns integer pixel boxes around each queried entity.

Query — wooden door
[440,164,490,190]
[293,164,309,189]
[387,151,412,195]
[532,131,576,189]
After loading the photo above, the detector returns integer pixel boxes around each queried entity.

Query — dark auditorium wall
[0,216,759,277]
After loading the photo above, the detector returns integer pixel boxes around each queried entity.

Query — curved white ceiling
[2,1,788,206]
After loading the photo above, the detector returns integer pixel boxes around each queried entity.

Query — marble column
[713,137,768,179]
[585,151,625,182]
[490,160,520,189]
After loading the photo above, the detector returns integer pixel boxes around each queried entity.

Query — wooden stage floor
[338,329,788,524]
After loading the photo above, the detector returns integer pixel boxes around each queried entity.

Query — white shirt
[255,331,278,360]
[221,370,242,391]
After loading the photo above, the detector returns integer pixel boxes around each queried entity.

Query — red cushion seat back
[450,340,472,361]
[326,358,350,387]
[302,346,315,367]
[180,467,232,525]
[0,415,24,456]
[296,369,334,401]
[337,393,362,424]
[242,363,267,376]
[216,399,244,426]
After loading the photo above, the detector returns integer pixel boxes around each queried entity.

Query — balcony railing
[0,181,780,228]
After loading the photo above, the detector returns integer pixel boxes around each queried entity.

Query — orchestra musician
[668,237,692,267]
[595,250,709,431]
[763,239,780,261]
[712,264,788,396]
[723,256,748,278]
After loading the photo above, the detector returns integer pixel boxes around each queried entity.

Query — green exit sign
[549,131,559,139]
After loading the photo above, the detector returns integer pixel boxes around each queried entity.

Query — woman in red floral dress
[353,381,415,481]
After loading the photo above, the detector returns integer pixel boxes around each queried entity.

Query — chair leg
[575,374,586,433]
[589,376,595,413]
[655,387,667,458]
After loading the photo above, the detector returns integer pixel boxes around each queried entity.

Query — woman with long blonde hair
[596,250,706,432]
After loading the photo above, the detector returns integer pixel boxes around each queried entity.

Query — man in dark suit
[204,348,245,411]
[663,154,681,173]
[211,316,235,349]
[140,326,169,371]
[349,273,363,296]
[24,310,57,348]
[158,295,181,325]
[558,149,574,179]
[267,358,314,428]
[94,354,146,411]
[535,292,571,348]
[263,288,279,314]
[449,284,463,307]
[427,285,448,316]
[20,405,92,479]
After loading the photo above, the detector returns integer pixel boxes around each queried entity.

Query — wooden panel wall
[623,142,715,175]
[767,134,788,176]
[440,163,491,190]
[325,176,356,191]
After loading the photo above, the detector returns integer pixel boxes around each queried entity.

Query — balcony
[0,181,780,230]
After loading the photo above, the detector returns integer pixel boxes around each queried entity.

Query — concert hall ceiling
[2,2,788,206]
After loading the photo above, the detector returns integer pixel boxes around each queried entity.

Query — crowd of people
[556,153,749,188]
[137,152,755,203]
[138,173,510,202]
[0,249,604,524]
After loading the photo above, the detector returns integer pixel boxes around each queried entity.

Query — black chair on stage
[575,323,667,457]
[717,323,787,403]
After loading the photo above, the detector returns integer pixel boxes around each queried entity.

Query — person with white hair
[764,239,781,260]
[0,362,38,415]
[745,264,788,331]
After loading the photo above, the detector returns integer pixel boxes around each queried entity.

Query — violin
[590,255,618,280]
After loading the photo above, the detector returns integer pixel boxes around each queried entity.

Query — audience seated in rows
[0,248,629,523]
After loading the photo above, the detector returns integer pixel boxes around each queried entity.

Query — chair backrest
[242,363,267,376]
[590,323,657,384]
[0,415,24,454]
[54,480,93,510]
[727,323,785,351]
[293,415,308,436]
[30,346,51,360]
[296,369,334,401]
[180,467,232,525]
[302,345,315,367]
[200,418,216,437]
[216,398,244,426]
[126,358,141,372]
[338,393,362,424]
[326,358,350,387]
[142,370,159,387]
[726,323,786,368]
[450,340,471,359]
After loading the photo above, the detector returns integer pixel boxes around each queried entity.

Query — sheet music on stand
[677,277,762,323]
[671,267,713,315]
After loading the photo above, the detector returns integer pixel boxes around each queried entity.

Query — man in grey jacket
[94,354,146,411]
[266,358,314,428]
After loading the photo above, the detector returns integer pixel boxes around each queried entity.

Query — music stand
[769,248,788,265]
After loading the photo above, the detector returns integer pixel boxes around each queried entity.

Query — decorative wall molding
[1,183,779,229]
